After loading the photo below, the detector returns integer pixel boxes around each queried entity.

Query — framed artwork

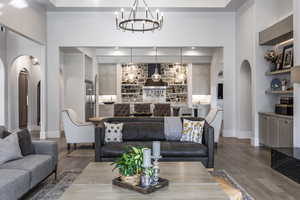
[282,44,293,69]
[276,53,283,70]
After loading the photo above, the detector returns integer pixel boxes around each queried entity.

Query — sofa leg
[67,144,71,153]
[54,165,58,181]
[92,143,95,149]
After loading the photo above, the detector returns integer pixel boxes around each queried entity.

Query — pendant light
[176,48,186,83]
[127,48,136,83]
[152,47,161,82]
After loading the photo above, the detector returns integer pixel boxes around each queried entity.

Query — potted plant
[112,146,144,186]
[264,50,278,71]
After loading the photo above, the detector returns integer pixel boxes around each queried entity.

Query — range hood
[145,64,168,86]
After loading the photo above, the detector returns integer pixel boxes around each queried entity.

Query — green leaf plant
[112,146,145,177]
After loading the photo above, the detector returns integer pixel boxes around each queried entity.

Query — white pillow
[180,119,205,144]
[104,122,123,143]
[0,133,23,165]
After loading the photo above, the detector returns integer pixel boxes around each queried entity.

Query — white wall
[210,48,224,108]
[98,64,117,95]
[192,64,211,95]
[47,11,236,138]
[0,58,4,126]
[239,61,252,138]
[0,0,47,44]
[0,30,6,126]
[62,53,85,122]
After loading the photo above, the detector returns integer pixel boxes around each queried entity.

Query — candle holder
[151,156,161,185]
[141,165,152,187]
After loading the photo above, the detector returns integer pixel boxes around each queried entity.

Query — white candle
[143,148,152,168]
[152,141,161,158]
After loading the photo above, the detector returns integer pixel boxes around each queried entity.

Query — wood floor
[30,135,300,200]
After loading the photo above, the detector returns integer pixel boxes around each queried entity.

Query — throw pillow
[1,129,35,156]
[0,133,23,165]
[104,122,123,143]
[180,119,205,144]
[16,129,35,156]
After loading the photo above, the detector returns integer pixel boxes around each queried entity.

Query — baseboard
[222,129,236,138]
[251,137,260,147]
[46,130,60,138]
[28,125,41,132]
[237,131,252,139]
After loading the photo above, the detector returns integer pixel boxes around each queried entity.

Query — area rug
[26,170,254,200]
[24,170,81,200]
[212,170,255,200]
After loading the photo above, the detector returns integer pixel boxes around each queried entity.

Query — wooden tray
[112,177,169,194]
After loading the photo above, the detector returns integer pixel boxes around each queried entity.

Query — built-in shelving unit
[265,90,293,95]
[265,68,293,76]
[259,15,294,147]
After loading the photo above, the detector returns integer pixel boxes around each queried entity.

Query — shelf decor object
[115,0,164,32]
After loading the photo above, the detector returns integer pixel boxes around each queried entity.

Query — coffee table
[59,162,229,200]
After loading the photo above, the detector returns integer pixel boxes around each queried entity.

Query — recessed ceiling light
[115,46,119,50]
[0,3,4,9]
[9,0,28,9]
[191,47,196,50]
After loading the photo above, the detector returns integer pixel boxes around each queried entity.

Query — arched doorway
[0,59,4,125]
[19,68,29,128]
[239,60,252,138]
[9,55,41,131]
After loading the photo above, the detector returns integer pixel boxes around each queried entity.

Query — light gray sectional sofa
[0,126,58,200]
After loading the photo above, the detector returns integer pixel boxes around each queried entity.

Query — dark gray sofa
[95,117,214,168]
[0,126,58,200]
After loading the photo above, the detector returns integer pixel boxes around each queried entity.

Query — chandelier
[115,0,164,32]
[152,47,161,82]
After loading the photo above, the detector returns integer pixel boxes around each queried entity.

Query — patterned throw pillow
[180,119,205,144]
[104,122,124,143]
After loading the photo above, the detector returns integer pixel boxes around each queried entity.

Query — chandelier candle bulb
[153,141,161,158]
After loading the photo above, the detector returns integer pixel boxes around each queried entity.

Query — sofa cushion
[104,122,123,143]
[0,126,8,139]
[161,141,208,157]
[102,142,152,157]
[122,122,165,141]
[17,129,35,156]
[0,155,53,188]
[0,169,30,200]
[101,141,207,158]
[0,133,23,165]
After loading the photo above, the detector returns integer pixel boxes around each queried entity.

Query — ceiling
[37,0,247,11]
[61,47,217,64]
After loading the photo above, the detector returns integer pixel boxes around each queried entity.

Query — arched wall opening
[0,59,4,125]
[239,60,253,138]
[9,55,41,132]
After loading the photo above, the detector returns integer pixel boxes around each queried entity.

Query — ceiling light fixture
[152,47,161,82]
[9,0,28,9]
[115,0,164,32]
